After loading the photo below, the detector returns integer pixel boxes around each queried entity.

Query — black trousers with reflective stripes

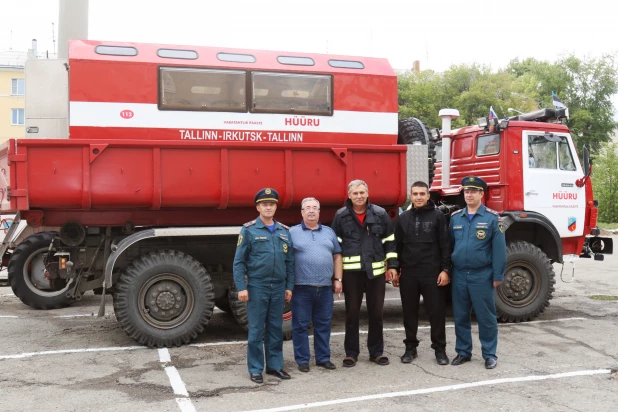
[342,270,386,359]
[399,271,447,351]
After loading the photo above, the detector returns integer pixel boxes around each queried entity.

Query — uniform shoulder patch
[451,209,463,216]
[278,223,290,230]
[485,208,500,216]
[243,220,256,227]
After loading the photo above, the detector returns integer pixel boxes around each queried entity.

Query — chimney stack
[413,60,421,73]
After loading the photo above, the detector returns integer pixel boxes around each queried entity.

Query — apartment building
[0,64,25,144]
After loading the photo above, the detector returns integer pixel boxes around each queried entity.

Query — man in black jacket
[331,180,399,367]
[393,181,451,365]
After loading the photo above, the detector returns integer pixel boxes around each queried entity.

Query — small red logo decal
[120,110,134,119]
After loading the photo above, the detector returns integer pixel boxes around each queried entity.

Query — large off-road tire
[496,241,556,322]
[228,288,293,341]
[398,117,437,186]
[8,232,76,309]
[228,288,248,330]
[113,250,215,347]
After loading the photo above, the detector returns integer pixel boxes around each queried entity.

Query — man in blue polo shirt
[289,197,343,372]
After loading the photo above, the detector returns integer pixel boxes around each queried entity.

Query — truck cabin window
[528,134,576,171]
[477,133,500,156]
[159,67,246,112]
[251,72,332,116]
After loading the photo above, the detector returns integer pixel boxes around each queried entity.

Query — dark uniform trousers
[399,271,447,350]
[246,283,285,374]
[343,271,386,358]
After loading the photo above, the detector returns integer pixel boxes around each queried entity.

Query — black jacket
[331,199,398,279]
[394,199,451,276]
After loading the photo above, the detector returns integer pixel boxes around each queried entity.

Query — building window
[11,79,24,96]
[11,109,24,125]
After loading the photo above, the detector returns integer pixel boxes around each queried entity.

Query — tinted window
[251,72,332,116]
[157,49,198,59]
[277,56,315,66]
[217,52,256,63]
[477,133,500,156]
[95,45,138,56]
[159,67,246,112]
[328,59,364,69]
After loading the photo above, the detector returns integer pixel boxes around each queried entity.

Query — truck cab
[430,108,612,322]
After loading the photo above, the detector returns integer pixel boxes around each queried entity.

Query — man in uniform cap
[233,188,295,383]
[449,176,506,369]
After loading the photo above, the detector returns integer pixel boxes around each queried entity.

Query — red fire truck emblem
[120,110,134,119]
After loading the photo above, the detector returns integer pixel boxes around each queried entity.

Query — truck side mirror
[583,146,590,176]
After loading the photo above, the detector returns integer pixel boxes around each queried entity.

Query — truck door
[523,131,585,237]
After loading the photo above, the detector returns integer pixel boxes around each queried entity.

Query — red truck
[0,39,611,347]
[0,40,429,347]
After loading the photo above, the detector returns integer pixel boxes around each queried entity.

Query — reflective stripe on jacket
[331,199,398,279]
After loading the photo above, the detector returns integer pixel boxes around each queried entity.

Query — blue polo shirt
[289,221,341,287]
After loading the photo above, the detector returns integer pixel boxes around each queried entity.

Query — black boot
[400,347,418,363]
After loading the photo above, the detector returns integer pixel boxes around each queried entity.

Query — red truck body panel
[0,40,406,227]
[0,139,407,227]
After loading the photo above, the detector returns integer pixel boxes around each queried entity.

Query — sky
[2,0,617,116]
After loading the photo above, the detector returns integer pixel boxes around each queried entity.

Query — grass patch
[589,295,618,301]
[598,222,618,230]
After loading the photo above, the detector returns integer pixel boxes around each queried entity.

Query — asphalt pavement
[0,247,617,412]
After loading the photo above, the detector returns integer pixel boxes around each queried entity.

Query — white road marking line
[175,398,197,412]
[158,348,171,363]
[242,369,612,412]
[0,345,147,360]
[0,317,590,359]
[0,315,18,318]
[164,366,190,397]
[158,348,197,412]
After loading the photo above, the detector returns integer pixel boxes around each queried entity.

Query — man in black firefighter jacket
[331,179,398,367]
[393,181,451,365]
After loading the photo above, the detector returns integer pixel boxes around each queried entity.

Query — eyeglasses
[302,207,320,211]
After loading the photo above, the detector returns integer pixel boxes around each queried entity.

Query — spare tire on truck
[113,250,215,347]
[8,231,76,309]
[398,117,437,186]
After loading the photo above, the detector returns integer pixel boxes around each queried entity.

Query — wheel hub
[504,269,532,300]
[145,280,186,322]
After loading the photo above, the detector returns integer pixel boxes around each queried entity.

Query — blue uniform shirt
[233,217,295,291]
[289,221,341,287]
[450,204,506,282]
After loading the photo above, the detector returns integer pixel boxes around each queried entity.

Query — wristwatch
[333,278,342,282]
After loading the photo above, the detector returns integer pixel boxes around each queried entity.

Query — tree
[507,55,618,155]
[591,142,618,223]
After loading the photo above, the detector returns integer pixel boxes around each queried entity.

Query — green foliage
[398,55,618,156]
[591,142,618,223]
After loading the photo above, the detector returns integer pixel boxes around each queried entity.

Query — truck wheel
[8,232,76,309]
[113,250,214,347]
[228,289,293,341]
[496,241,555,322]
[398,117,436,186]
[228,289,248,331]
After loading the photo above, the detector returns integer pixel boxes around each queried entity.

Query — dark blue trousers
[246,283,285,374]
[291,285,334,365]
[452,267,498,360]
